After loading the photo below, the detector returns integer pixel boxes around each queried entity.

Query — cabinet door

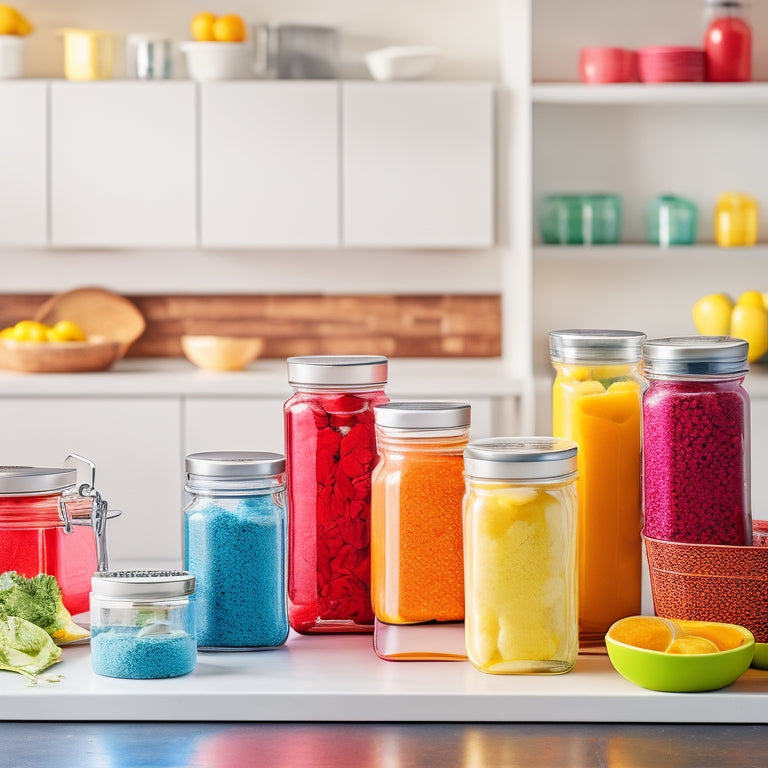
[50,82,196,248]
[342,82,494,248]
[200,82,339,248]
[185,397,287,456]
[0,82,47,247]
[0,398,182,569]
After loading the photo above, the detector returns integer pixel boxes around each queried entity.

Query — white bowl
[180,41,254,82]
[181,335,263,371]
[365,46,436,81]
[0,35,24,79]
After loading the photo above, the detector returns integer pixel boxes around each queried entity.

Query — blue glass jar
[184,451,289,650]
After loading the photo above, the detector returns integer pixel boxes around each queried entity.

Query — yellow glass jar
[463,437,578,675]
[549,329,646,648]
[715,193,758,247]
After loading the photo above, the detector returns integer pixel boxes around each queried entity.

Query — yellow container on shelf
[59,29,115,81]
[715,193,758,247]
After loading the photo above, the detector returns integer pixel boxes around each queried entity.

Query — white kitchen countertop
[2,632,766,723]
[0,358,522,398]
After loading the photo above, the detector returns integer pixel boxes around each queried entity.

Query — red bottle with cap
[704,0,751,82]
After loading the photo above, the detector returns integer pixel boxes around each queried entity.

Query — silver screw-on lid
[185,451,285,479]
[464,437,578,481]
[287,355,388,387]
[374,402,471,429]
[91,570,195,599]
[549,329,646,364]
[643,336,749,376]
[0,466,77,496]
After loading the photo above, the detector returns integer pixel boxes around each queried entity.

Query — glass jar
[284,355,389,634]
[549,329,646,648]
[704,0,751,82]
[90,570,197,679]
[371,402,470,661]
[463,437,579,675]
[647,195,698,246]
[0,456,114,616]
[183,451,288,650]
[715,193,758,247]
[539,194,622,246]
[643,336,752,545]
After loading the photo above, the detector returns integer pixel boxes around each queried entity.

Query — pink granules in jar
[642,336,752,545]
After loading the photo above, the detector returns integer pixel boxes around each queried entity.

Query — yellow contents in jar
[464,482,577,674]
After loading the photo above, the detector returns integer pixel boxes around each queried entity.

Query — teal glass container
[539,194,622,245]
[647,195,698,246]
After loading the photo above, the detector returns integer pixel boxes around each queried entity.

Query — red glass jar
[0,458,113,615]
[704,1,751,82]
[284,355,388,634]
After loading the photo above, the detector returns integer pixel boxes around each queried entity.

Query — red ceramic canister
[579,47,638,84]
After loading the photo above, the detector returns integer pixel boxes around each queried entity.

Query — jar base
[373,618,467,661]
[470,658,576,675]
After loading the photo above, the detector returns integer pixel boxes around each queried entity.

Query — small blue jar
[184,451,289,650]
[90,570,197,679]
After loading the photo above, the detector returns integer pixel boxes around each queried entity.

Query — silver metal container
[127,34,173,80]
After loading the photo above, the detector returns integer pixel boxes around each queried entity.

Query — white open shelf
[532,82,768,105]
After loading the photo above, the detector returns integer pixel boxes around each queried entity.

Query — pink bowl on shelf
[637,46,705,83]
[579,47,638,83]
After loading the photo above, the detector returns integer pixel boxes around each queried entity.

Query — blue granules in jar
[183,451,289,650]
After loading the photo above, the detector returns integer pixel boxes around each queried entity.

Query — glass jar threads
[90,570,197,679]
[0,456,113,616]
[642,336,752,545]
[371,402,470,661]
[549,329,646,647]
[284,355,389,634]
[463,438,579,675]
[184,451,288,650]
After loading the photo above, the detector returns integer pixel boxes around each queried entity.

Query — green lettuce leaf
[0,615,62,681]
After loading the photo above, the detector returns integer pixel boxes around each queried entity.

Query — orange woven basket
[644,523,768,643]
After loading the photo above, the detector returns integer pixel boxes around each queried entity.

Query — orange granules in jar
[371,402,470,660]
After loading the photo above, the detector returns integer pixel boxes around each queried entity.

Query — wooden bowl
[0,337,122,373]
[181,335,263,371]
[35,287,145,358]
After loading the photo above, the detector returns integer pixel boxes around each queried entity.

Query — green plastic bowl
[606,630,755,692]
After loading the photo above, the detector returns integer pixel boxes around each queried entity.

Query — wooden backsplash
[0,294,501,358]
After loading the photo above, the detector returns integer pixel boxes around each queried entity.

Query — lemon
[736,290,765,309]
[212,14,246,42]
[692,293,734,336]
[0,326,14,339]
[731,301,768,362]
[191,11,217,41]
[666,636,720,655]
[12,7,31,35]
[0,5,16,34]
[47,319,87,342]
[12,320,50,343]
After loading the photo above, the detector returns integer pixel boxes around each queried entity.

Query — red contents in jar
[285,390,387,632]
[643,381,749,545]
[705,15,751,82]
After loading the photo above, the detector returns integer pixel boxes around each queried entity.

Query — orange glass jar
[371,402,470,660]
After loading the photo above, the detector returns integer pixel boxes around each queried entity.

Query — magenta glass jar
[642,336,751,545]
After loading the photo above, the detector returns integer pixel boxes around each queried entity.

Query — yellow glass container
[715,193,758,247]
[549,330,646,648]
[463,437,578,675]
[59,29,115,81]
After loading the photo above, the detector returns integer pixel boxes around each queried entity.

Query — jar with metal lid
[642,336,751,545]
[463,437,578,675]
[284,355,389,634]
[0,455,115,616]
[90,570,197,679]
[371,402,470,661]
[184,451,288,650]
[549,329,646,647]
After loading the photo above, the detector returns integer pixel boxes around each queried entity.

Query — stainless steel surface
[0,722,766,767]
[464,437,578,480]
[374,401,471,429]
[549,329,645,364]
[92,569,195,599]
[253,23,339,79]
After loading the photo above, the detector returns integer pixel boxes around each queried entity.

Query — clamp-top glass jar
[371,402,470,661]
[549,329,646,647]
[463,438,579,675]
[643,336,752,545]
[284,355,389,634]
[0,455,114,615]
[184,451,288,650]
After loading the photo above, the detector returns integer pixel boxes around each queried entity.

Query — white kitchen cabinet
[0,397,182,568]
[50,82,196,248]
[0,82,47,247]
[200,82,339,248]
[342,82,494,248]
[184,396,287,456]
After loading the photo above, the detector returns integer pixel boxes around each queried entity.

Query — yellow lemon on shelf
[212,14,246,42]
[47,320,87,343]
[692,293,734,336]
[191,11,217,42]
[12,320,50,343]
[13,7,32,35]
[731,301,768,363]
[736,290,766,309]
[0,5,32,35]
